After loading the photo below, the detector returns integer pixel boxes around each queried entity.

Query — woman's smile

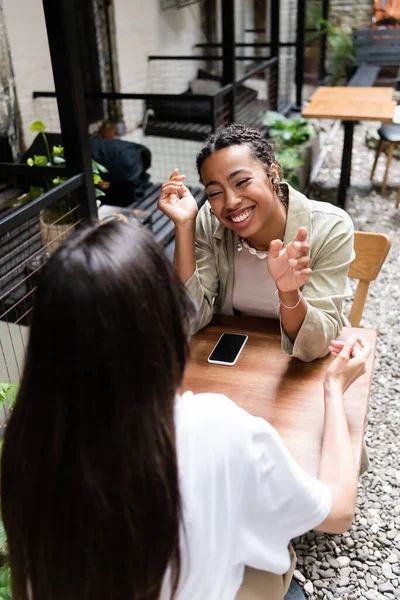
[227,206,255,227]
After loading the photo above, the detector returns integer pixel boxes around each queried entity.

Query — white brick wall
[114,0,203,94]
[3,0,59,149]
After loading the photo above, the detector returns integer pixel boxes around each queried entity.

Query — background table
[302,86,397,209]
[182,316,377,477]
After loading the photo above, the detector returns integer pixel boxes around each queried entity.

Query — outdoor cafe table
[301,86,397,210]
[181,315,377,477]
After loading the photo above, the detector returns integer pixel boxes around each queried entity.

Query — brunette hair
[1,220,196,600]
[196,123,284,199]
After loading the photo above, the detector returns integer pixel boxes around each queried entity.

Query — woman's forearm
[316,379,358,531]
[173,221,197,285]
[278,289,307,343]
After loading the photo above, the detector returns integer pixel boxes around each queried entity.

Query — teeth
[231,209,252,223]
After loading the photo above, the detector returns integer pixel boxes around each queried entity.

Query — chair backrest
[353,29,400,66]
[348,231,391,327]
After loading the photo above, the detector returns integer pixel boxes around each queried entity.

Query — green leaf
[52,177,67,187]
[276,148,304,170]
[29,186,45,200]
[33,155,48,167]
[92,159,108,174]
[52,145,64,157]
[262,111,288,127]
[27,157,34,167]
[0,383,18,411]
[0,521,7,550]
[30,120,46,132]
[0,564,11,588]
[93,173,102,186]
[95,188,106,198]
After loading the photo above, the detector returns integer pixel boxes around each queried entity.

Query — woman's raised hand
[267,227,312,292]
[325,335,371,394]
[157,169,199,226]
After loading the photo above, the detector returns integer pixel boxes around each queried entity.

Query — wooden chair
[348,231,392,327]
[370,124,400,195]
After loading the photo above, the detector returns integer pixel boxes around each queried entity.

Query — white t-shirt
[161,391,332,600]
[233,236,280,319]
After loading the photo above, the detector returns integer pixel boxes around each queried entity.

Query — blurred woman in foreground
[1,220,369,600]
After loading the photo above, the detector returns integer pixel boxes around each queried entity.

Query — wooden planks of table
[182,316,377,477]
[302,86,397,209]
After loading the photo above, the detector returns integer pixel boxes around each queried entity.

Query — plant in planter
[13,121,109,251]
[261,111,317,191]
[316,19,355,85]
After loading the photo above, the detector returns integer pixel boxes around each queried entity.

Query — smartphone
[207,332,248,366]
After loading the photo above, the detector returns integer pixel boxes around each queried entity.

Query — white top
[233,238,279,319]
[161,391,332,600]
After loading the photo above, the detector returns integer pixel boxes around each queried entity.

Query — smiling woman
[157,124,355,362]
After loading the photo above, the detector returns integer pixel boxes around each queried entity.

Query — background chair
[348,231,392,327]
[370,124,400,194]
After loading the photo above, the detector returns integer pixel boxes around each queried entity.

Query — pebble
[387,554,398,564]
[304,581,314,595]
[321,568,335,578]
[293,570,305,584]
[337,556,351,568]
[365,590,381,600]
[379,583,395,593]
[382,563,397,580]
[328,557,339,569]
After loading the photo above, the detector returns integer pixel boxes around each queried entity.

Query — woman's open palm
[267,227,312,292]
[158,169,199,226]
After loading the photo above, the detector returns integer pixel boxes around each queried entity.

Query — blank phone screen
[208,333,247,364]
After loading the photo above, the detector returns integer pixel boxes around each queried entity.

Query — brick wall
[329,0,374,30]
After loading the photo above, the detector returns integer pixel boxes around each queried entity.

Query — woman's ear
[269,163,281,185]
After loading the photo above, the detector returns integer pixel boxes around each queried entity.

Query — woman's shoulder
[175,391,277,456]
[287,184,353,229]
[176,390,246,431]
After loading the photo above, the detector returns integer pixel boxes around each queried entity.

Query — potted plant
[261,111,318,192]
[99,119,116,139]
[316,19,356,85]
[13,121,109,252]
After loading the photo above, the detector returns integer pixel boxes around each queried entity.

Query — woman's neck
[245,197,287,251]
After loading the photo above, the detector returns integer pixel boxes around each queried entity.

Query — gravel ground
[292,121,400,600]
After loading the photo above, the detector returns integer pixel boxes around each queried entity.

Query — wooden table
[302,86,397,210]
[182,316,377,477]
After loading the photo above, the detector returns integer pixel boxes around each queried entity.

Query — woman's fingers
[268,239,284,259]
[338,334,359,359]
[294,226,308,242]
[289,256,310,269]
[161,183,184,197]
[169,168,185,179]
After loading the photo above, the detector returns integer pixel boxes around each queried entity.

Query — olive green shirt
[185,185,355,362]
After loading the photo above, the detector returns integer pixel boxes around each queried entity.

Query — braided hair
[196,123,285,201]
